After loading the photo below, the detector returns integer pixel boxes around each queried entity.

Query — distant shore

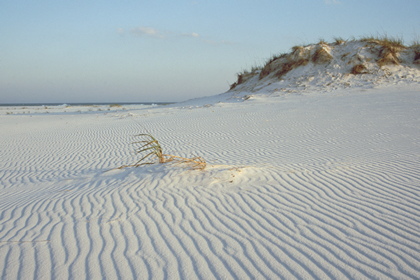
[0,101,174,107]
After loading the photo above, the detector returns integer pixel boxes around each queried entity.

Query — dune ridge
[227,38,420,101]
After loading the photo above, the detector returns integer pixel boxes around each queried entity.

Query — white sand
[1,85,420,279]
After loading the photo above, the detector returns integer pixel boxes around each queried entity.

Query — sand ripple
[1,89,419,279]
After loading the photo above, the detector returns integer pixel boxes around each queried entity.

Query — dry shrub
[378,47,400,66]
[333,37,346,45]
[231,69,256,89]
[351,64,368,74]
[259,64,272,79]
[229,82,238,90]
[275,59,308,79]
[258,53,289,79]
[360,36,406,67]
[237,73,245,85]
[260,46,310,80]
[318,39,328,45]
[290,46,310,69]
[291,45,304,54]
[291,46,310,60]
[295,58,309,67]
[360,36,405,49]
[268,53,288,64]
[312,45,333,64]
[275,62,294,78]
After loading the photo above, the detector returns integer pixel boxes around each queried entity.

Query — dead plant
[333,37,346,45]
[275,59,308,79]
[378,47,401,66]
[312,45,333,64]
[317,39,328,45]
[259,53,288,79]
[360,35,406,67]
[259,64,272,79]
[119,133,206,170]
[360,35,405,49]
[275,62,294,78]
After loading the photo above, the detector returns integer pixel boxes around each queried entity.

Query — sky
[1,0,419,103]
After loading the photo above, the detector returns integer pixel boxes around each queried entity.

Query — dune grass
[133,133,166,165]
[359,35,408,66]
[312,45,333,64]
[333,37,346,45]
[229,35,419,90]
[360,35,405,49]
[119,133,206,170]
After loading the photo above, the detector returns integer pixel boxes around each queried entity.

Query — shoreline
[0,101,174,107]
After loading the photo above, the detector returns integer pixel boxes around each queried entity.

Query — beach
[1,85,420,279]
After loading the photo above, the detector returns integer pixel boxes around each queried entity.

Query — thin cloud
[127,26,199,40]
[121,26,233,45]
[116,28,125,35]
[180,32,200,38]
[131,26,165,38]
[178,32,234,45]
[324,0,341,4]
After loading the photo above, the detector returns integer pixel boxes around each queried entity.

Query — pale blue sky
[1,0,419,103]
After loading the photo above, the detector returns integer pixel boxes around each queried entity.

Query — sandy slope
[228,40,420,103]
[1,84,419,279]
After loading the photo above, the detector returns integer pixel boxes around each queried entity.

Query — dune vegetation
[230,36,420,90]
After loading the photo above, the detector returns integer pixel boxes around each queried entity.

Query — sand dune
[1,86,420,279]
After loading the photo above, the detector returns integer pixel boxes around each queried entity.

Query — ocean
[0,102,173,107]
